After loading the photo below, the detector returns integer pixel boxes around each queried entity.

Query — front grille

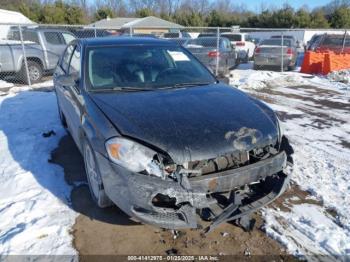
[186,145,277,177]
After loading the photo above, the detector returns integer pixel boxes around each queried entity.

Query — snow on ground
[230,64,350,259]
[0,80,53,96]
[230,62,350,92]
[0,88,77,255]
[328,69,350,84]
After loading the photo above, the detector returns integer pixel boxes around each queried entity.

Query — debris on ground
[221,232,229,237]
[165,248,178,255]
[244,247,251,257]
[171,230,179,239]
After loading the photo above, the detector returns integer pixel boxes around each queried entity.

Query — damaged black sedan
[54,37,293,232]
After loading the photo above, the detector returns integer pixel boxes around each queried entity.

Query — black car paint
[90,84,279,164]
[54,37,291,230]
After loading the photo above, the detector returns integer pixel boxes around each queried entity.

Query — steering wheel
[156,68,191,82]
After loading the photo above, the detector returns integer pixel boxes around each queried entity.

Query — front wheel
[19,60,43,84]
[83,139,112,208]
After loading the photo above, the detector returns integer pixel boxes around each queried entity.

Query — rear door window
[62,33,76,44]
[44,32,64,45]
[224,34,242,41]
[24,31,40,44]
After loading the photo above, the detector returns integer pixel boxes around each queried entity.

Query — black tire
[58,106,67,128]
[54,89,68,129]
[20,60,43,84]
[82,139,112,208]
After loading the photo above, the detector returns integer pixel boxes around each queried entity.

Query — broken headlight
[105,137,163,178]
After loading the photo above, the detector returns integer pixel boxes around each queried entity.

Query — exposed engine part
[184,145,278,177]
[152,193,178,209]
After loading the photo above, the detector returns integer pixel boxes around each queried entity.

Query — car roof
[190,37,227,40]
[79,36,175,47]
[221,32,245,35]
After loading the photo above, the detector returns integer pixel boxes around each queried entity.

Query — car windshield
[87,45,216,91]
[185,38,219,47]
[222,34,242,41]
[261,39,292,47]
[321,35,350,46]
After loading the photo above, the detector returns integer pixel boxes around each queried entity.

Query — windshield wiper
[90,82,215,93]
[163,82,214,89]
[90,86,155,92]
[112,86,156,91]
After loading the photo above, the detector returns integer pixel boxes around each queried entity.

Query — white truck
[221,32,256,63]
[0,27,75,84]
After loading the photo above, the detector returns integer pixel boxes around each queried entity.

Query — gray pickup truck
[0,27,75,84]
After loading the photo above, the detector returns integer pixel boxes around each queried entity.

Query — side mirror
[57,74,76,87]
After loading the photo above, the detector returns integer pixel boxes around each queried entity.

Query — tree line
[1,0,350,28]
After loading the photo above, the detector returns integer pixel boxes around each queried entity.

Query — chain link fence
[0,22,349,86]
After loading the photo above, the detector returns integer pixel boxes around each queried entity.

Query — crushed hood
[89,84,279,164]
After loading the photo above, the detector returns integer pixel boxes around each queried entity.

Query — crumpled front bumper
[96,150,291,230]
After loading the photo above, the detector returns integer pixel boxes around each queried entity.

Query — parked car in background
[306,34,323,51]
[121,33,158,38]
[69,28,114,38]
[167,38,189,46]
[220,32,256,62]
[163,31,192,39]
[54,37,293,231]
[313,34,350,53]
[254,38,297,71]
[270,35,302,49]
[1,27,75,83]
[271,35,297,41]
[184,37,235,76]
[250,37,261,46]
[197,33,216,38]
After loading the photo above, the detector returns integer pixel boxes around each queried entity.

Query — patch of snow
[327,69,350,84]
[0,80,14,95]
[0,90,77,255]
[0,80,53,96]
[229,70,310,90]
[263,204,350,261]
[233,68,350,258]
[230,68,350,93]
[0,80,14,89]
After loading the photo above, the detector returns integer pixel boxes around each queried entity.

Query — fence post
[129,26,133,36]
[215,27,220,76]
[342,30,347,53]
[93,25,97,38]
[18,25,31,86]
[281,31,284,72]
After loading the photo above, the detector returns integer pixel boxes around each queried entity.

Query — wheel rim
[84,144,100,199]
[28,65,40,81]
